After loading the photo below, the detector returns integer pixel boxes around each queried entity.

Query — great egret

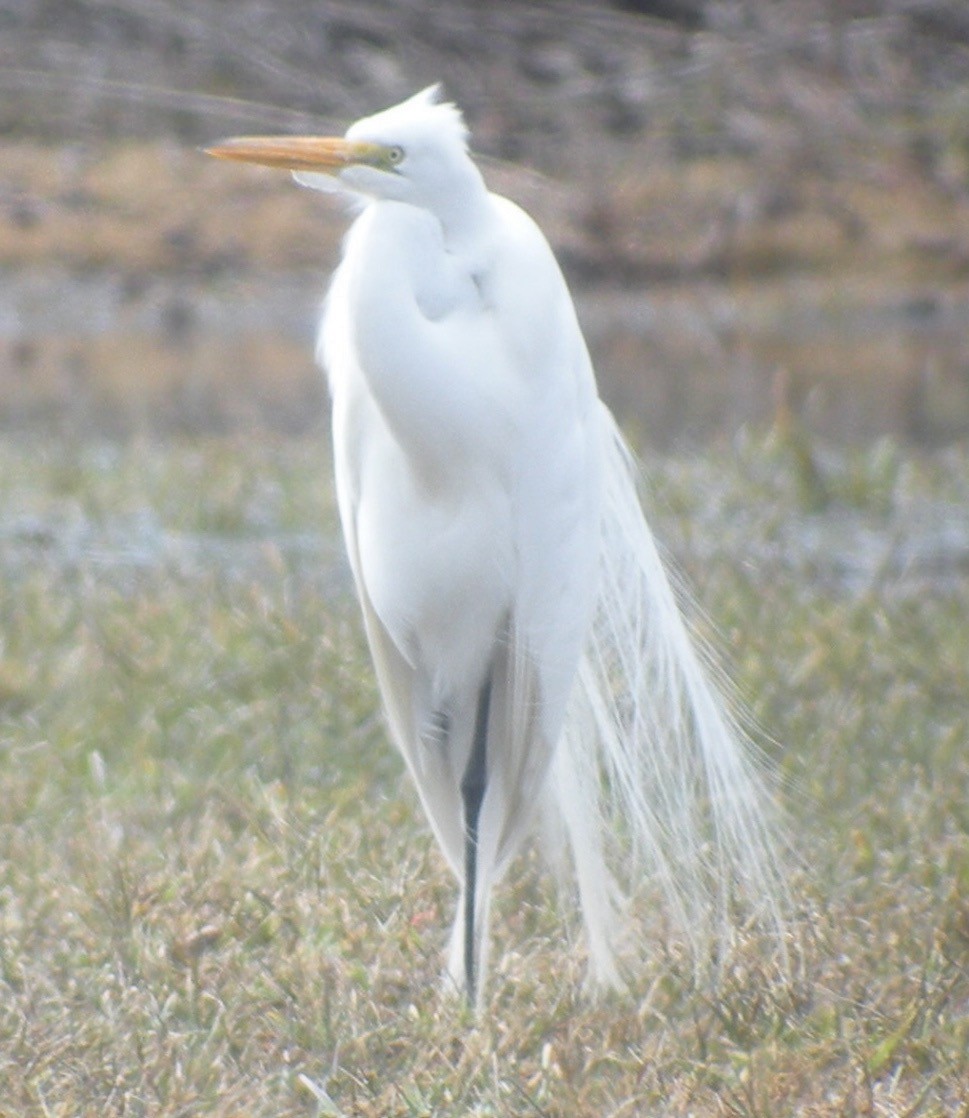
[207,86,784,1005]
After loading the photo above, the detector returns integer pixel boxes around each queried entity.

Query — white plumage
[207,86,785,1004]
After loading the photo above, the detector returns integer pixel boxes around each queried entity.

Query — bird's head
[206,85,476,211]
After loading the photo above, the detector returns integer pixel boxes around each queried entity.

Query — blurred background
[2,0,969,447]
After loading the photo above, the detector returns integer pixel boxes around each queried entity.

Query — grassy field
[0,431,967,1116]
[3,4,969,1111]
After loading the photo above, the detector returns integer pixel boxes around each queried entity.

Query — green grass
[0,434,967,1116]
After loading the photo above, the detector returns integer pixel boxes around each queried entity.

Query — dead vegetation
[3,2,969,442]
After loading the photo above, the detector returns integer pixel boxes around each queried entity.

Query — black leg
[460,671,492,1005]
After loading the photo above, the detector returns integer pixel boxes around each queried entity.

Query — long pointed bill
[204,135,385,172]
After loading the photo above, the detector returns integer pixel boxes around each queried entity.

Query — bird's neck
[428,160,493,255]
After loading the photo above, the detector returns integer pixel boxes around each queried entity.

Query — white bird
[207,86,784,1005]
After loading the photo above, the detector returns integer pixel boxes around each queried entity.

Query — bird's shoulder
[476,194,590,379]
[485,194,559,271]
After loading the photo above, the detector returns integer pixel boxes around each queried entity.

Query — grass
[4,8,969,1109]
[0,432,967,1116]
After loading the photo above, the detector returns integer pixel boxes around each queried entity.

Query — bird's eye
[387,145,404,165]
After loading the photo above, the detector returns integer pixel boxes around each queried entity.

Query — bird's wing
[486,198,603,747]
[491,346,601,878]
[474,199,605,869]
[351,534,468,875]
[330,377,468,875]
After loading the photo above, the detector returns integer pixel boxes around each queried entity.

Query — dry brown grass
[5,133,969,445]
[0,140,346,275]
[5,132,969,282]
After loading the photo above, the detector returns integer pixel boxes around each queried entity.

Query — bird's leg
[460,671,492,1006]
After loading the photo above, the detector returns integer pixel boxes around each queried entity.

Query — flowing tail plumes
[549,406,787,987]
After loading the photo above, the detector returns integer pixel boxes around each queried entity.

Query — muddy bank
[3,3,969,444]
[4,266,969,446]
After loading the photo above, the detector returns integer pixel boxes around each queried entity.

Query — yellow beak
[204,136,385,172]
